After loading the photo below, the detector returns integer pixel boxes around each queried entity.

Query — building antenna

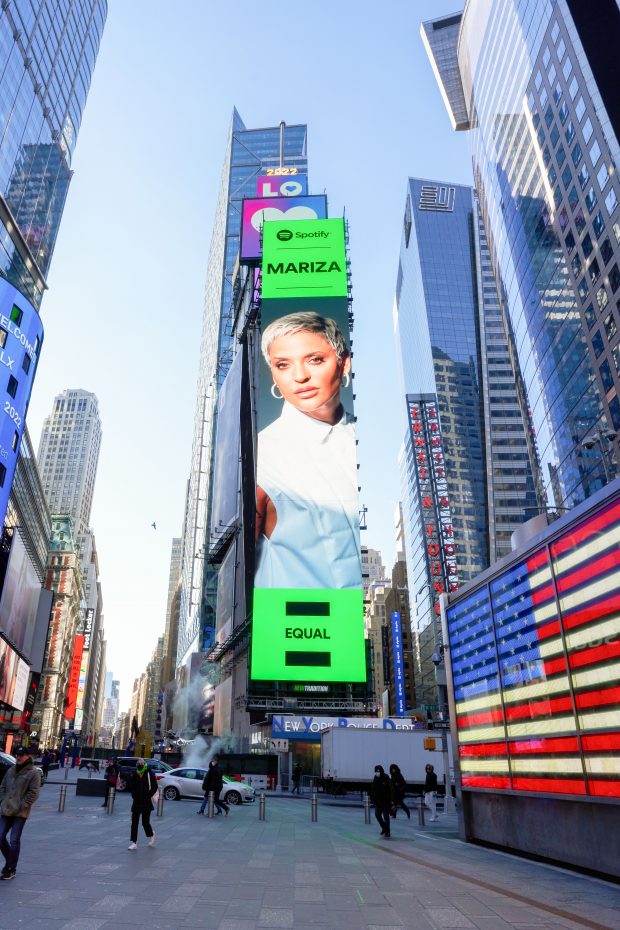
[279,121,285,168]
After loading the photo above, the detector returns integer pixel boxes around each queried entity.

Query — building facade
[176,112,307,721]
[423,1,620,510]
[394,177,536,716]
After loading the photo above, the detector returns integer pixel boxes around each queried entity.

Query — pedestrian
[210,754,229,816]
[102,757,119,807]
[40,748,51,783]
[197,762,216,815]
[424,763,438,821]
[127,759,158,850]
[370,764,393,838]
[389,763,410,819]
[0,745,41,880]
[291,762,302,795]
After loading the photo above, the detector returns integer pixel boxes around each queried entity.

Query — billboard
[0,528,43,664]
[65,634,84,720]
[257,173,308,198]
[251,216,365,683]
[0,279,44,527]
[447,495,620,798]
[391,612,406,717]
[271,715,422,740]
[0,635,29,711]
[240,195,326,262]
[261,218,348,299]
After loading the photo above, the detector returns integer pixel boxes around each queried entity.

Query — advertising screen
[0,634,29,710]
[240,195,327,262]
[447,495,620,798]
[391,611,407,717]
[0,528,42,664]
[65,634,84,720]
[0,279,44,528]
[251,215,365,683]
[257,173,308,199]
[261,218,348,299]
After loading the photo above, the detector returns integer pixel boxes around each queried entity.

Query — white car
[155,767,256,805]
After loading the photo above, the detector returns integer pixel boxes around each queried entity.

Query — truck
[320,726,452,795]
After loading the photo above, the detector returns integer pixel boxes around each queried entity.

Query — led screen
[261,218,348,299]
[447,495,620,798]
[240,195,327,262]
[256,173,308,198]
[0,635,29,710]
[0,529,42,664]
[251,215,365,683]
[0,279,44,528]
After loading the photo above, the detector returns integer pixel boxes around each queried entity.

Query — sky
[26,0,472,710]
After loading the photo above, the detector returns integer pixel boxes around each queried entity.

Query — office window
[586,187,598,213]
[575,97,586,121]
[550,125,559,147]
[559,100,569,123]
[571,253,582,277]
[7,376,18,399]
[0,328,6,349]
[582,118,593,144]
[569,76,578,99]
[571,141,582,166]
[589,258,601,284]
[540,86,548,108]
[578,277,589,301]
[578,164,590,189]
[557,38,566,61]
[563,56,572,79]
[601,238,613,265]
[604,313,617,342]
[565,230,576,253]
[0,464,5,488]
[593,211,606,237]
[568,186,579,211]
[597,164,609,191]
[577,205,586,230]
[543,47,550,68]
[535,71,542,90]
[596,286,609,310]
[609,264,620,294]
[582,233,593,258]
[590,139,601,166]
[562,165,572,189]
[605,188,618,216]
[600,360,614,393]
[592,330,604,357]
[22,354,31,374]
[584,303,596,329]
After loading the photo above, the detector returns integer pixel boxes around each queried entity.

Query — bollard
[311,792,318,822]
[207,790,215,819]
[64,763,69,781]
[106,786,116,815]
[58,784,67,813]
[362,792,371,825]
[418,795,425,826]
[88,768,92,779]
[258,791,266,821]
[156,788,164,818]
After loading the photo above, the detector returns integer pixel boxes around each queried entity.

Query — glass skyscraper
[177,111,307,680]
[0,1,107,307]
[395,177,536,714]
[423,1,620,511]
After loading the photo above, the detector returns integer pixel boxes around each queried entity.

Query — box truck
[320,726,451,794]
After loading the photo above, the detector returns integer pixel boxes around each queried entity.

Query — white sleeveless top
[255,401,361,590]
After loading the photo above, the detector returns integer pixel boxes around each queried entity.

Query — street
[0,785,618,929]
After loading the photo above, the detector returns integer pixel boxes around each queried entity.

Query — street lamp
[581,427,617,482]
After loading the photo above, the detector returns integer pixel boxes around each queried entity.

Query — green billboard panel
[251,587,366,681]
[262,218,347,299]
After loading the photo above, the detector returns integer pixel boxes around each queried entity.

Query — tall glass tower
[177,112,307,678]
[394,177,536,715]
[423,1,620,510]
[0,1,107,307]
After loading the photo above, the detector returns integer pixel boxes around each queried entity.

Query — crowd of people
[370,762,439,838]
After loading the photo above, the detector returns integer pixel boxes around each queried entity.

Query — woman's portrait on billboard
[255,311,361,590]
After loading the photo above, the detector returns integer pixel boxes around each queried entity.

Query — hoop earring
[341,373,350,389]
[270,383,283,400]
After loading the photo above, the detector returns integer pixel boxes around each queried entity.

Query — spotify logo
[276,229,293,241]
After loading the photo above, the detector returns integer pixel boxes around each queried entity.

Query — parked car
[156,767,255,804]
[114,757,172,791]
[0,751,45,783]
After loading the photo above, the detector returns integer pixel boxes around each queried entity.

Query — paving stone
[257,906,295,927]
[424,907,477,928]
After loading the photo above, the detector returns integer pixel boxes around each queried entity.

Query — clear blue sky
[26,0,471,709]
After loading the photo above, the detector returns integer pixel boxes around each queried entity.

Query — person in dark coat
[127,759,158,849]
[389,763,410,819]
[370,764,393,838]
[291,762,302,795]
[40,749,51,782]
[198,756,229,816]
[424,763,439,821]
[0,746,41,879]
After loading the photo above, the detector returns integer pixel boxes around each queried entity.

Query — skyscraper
[37,389,102,536]
[0,1,107,305]
[423,2,620,509]
[176,113,307,686]
[394,177,536,714]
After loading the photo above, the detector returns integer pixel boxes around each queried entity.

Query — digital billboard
[391,611,406,717]
[261,218,348,299]
[0,528,42,665]
[251,215,365,683]
[0,279,44,528]
[257,173,308,199]
[65,634,84,720]
[446,495,620,798]
[0,635,29,711]
[240,195,327,262]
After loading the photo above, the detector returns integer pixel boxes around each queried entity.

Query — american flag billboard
[447,496,620,798]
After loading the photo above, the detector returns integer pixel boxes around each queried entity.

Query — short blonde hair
[262,312,348,365]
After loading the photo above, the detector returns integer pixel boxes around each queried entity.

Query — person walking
[127,759,158,850]
[370,764,393,838]
[291,762,302,795]
[40,748,51,783]
[424,763,438,821]
[0,746,41,880]
[198,762,216,815]
[102,758,119,807]
[389,763,410,819]
[210,754,229,816]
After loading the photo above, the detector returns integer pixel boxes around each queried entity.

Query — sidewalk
[0,787,618,930]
